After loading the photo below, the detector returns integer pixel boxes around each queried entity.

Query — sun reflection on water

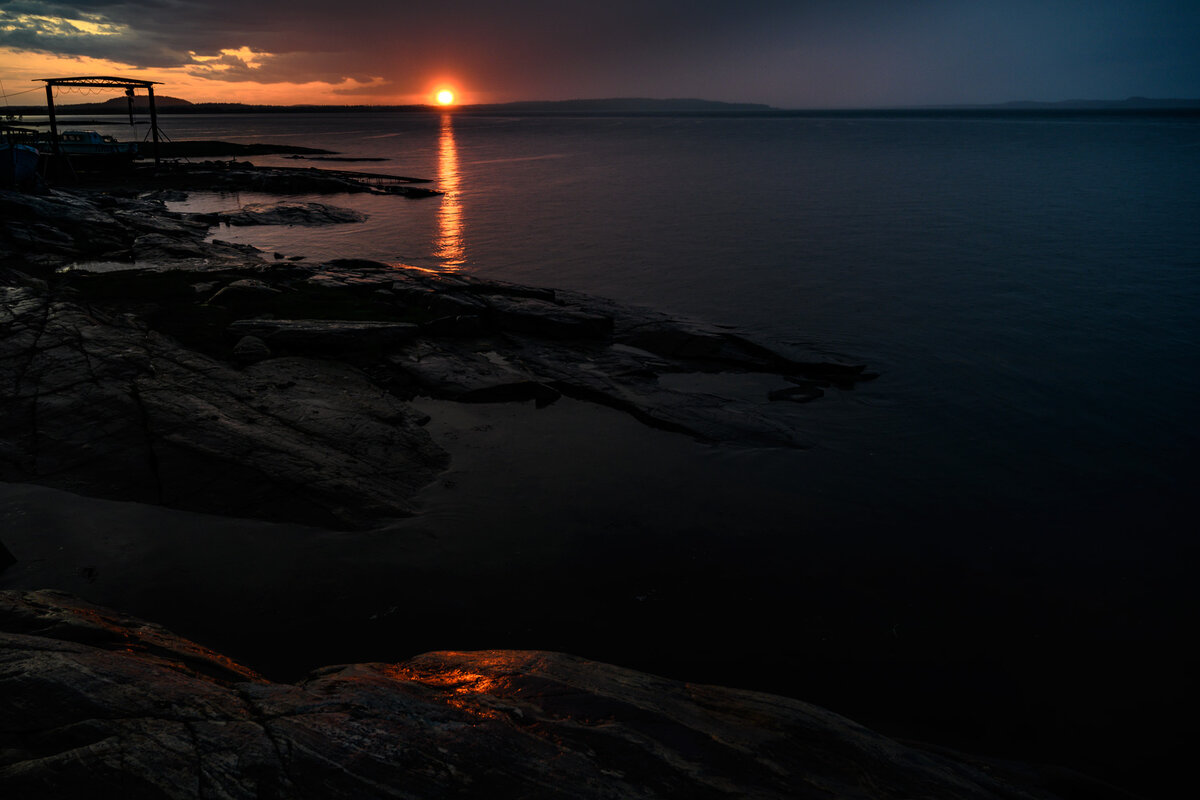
[435,114,465,270]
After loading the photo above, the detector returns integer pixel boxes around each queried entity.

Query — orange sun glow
[436,90,455,105]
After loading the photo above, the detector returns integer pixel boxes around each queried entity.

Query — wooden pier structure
[37,76,163,166]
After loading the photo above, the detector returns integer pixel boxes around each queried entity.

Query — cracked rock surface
[1,185,877,527]
[0,283,446,528]
[0,589,1077,800]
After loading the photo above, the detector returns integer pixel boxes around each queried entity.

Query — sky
[1,0,1198,108]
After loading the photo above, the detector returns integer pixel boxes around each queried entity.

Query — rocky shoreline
[1,174,872,528]
[0,166,1118,798]
[1,589,1108,799]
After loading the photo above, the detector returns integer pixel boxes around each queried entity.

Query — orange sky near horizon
[0,48,463,107]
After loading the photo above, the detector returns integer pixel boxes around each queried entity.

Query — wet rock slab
[0,589,1078,800]
[0,285,445,529]
[1,187,265,271]
[215,201,368,227]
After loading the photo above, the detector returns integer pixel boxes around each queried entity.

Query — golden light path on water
[434,114,465,269]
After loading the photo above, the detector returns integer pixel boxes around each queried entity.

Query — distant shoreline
[6,95,1200,118]
[9,108,1200,125]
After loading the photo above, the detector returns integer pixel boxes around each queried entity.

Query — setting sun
[436,90,455,105]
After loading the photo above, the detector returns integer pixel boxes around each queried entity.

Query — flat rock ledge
[2,185,876,528]
[0,589,1088,800]
[215,201,369,227]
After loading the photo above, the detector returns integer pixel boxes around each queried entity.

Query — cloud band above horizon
[2,0,1198,107]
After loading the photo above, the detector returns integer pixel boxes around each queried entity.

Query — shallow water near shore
[5,110,1200,793]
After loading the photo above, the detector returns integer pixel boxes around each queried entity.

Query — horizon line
[6,94,1200,113]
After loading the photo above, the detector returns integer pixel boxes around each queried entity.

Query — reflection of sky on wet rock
[435,114,465,270]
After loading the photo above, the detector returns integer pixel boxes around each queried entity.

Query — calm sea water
[154,110,1200,540]
[27,110,1200,790]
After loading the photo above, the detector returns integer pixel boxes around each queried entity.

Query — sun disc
[437,90,455,105]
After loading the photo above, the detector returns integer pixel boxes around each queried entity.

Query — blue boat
[54,130,139,158]
[1,142,39,189]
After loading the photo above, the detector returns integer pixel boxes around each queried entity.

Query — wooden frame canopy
[36,76,164,164]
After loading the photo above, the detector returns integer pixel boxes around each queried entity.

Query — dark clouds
[2,0,1198,104]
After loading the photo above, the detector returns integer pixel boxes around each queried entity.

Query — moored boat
[51,130,139,158]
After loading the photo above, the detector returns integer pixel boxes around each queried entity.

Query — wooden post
[147,87,161,166]
[44,83,59,155]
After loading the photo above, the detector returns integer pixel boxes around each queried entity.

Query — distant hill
[100,95,194,110]
[465,98,774,113]
[49,95,196,113]
[949,96,1200,110]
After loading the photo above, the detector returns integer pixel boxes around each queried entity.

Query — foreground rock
[0,186,260,269]
[0,283,446,528]
[2,185,876,527]
[0,590,1091,799]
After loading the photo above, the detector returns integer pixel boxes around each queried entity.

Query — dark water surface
[4,111,1198,794]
